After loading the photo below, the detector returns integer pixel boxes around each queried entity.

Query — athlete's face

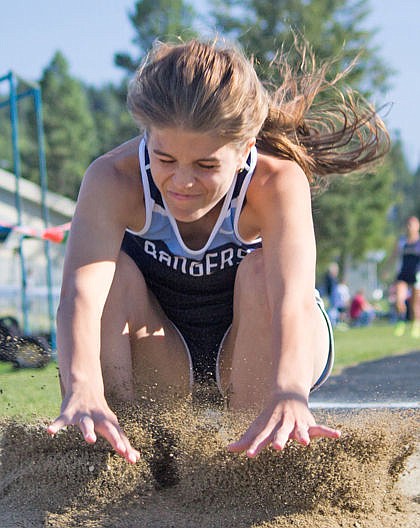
[147,127,254,223]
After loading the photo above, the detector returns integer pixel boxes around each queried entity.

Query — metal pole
[33,87,56,352]
[8,71,30,333]
[0,89,33,110]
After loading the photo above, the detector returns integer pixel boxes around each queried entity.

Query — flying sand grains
[0,402,418,528]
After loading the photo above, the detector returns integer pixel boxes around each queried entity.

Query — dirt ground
[0,349,419,528]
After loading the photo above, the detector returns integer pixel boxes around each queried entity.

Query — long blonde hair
[127,38,389,184]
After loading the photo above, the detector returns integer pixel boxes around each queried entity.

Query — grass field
[0,322,419,419]
[332,321,419,371]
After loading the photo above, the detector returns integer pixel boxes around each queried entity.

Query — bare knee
[395,281,408,313]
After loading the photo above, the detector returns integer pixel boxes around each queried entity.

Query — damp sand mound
[0,402,418,528]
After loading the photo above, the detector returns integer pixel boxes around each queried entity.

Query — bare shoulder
[252,151,310,194]
[247,151,311,210]
[86,137,141,192]
[80,137,144,228]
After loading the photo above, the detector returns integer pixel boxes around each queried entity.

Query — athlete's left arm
[228,156,340,457]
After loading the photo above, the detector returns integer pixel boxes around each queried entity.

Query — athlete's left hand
[227,392,341,457]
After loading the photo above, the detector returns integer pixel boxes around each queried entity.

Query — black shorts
[122,232,237,382]
[397,270,417,286]
[122,233,334,388]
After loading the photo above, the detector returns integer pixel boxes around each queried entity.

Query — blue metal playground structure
[0,70,56,350]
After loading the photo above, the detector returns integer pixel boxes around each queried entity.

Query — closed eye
[198,163,218,170]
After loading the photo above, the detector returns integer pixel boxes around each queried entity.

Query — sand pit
[0,399,418,528]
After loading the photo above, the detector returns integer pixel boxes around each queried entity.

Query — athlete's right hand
[47,388,140,464]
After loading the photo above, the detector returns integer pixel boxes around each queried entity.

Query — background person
[324,262,341,327]
[394,216,420,337]
[349,289,375,327]
[336,280,351,326]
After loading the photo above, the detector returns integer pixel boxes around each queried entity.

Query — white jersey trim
[126,138,152,237]
[233,146,261,245]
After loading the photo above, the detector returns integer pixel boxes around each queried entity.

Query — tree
[413,166,420,219]
[115,0,199,75]
[212,0,390,96]
[86,82,138,156]
[313,164,394,275]
[386,134,419,227]
[39,52,98,199]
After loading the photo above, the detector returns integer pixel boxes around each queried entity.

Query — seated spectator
[336,280,351,324]
[349,289,375,327]
[324,262,340,326]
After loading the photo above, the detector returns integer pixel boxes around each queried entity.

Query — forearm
[56,293,105,395]
[270,295,316,398]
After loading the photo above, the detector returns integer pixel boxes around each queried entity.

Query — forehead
[147,127,239,159]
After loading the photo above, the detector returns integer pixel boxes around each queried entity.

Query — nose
[171,168,196,189]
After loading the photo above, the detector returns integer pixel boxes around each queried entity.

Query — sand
[0,398,419,528]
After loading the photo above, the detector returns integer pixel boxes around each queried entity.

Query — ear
[237,137,256,170]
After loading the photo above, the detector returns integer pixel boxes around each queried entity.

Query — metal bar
[0,72,12,83]
[8,72,30,334]
[1,71,40,89]
[13,72,40,90]
[33,87,56,352]
[0,89,34,110]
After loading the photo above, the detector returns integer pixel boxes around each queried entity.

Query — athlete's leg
[100,251,191,402]
[394,280,409,336]
[218,249,330,409]
[395,280,409,318]
[410,286,420,337]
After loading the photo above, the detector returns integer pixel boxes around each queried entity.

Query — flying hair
[127,37,390,186]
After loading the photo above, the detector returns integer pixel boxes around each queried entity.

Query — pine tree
[213,0,390,95]
[115,0,199,75]
[40,52,98,199]
[86,82,137,156]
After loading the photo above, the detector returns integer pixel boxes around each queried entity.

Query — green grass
[0,360,61,420]
[333,321,419,373]
[0,322,419,419]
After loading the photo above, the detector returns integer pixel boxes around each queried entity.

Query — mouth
[167,190,200,201]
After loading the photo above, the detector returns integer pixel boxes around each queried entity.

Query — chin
[168,204,206,222]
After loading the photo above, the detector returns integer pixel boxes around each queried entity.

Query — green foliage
[86,82,138,156]
[387,134,419,227]
[39,52,98,199]
[212,0,391,96]
[413,166,420,218]
[313,160,394,272]
[0,105,14,172]
[0,79,42,183]
[115,0,199,75]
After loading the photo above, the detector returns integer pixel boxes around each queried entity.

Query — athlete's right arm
[47,149,142,464]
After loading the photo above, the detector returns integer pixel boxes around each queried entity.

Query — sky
[1,0,419,170]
